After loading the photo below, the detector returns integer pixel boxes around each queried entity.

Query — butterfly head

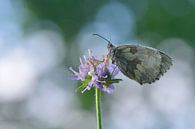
[107,42,115,51]
[92,34,116,61]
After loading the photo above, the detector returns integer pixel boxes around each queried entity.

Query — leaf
[75,75,92,92]
[107,79,123,84]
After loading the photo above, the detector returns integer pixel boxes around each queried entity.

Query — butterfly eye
[107,43,115,50]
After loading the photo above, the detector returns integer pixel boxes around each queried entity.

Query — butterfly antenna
[108,32,112,43]
[93,34,111,43]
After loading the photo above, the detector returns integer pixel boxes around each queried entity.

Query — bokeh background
[0,0,195,129]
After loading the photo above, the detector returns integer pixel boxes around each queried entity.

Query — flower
[70,49,122,94]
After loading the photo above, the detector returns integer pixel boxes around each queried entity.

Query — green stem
[95,88,102,129]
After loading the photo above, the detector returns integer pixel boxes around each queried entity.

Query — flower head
[70,50,122,94]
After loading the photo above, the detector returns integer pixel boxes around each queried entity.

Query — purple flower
[102,84,115,94]
[85,75,98,91]
[108,64,120,77]
[96,62,108,77]
[69,64,90,81]
[70,50,122,94]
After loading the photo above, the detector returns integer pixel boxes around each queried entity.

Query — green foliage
[136,0,195,46]
[24,0,105,41]
[76,75,92,92]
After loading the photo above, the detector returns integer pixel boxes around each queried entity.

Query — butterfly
[93,34,173,85]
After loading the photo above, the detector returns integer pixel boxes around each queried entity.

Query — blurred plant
[70,49,122,129]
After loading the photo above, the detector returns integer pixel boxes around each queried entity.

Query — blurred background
[0,0,195,129]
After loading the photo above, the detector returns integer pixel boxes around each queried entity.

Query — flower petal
[108,64,120,77]
[96,63,108,77]
[103,84,115,94]
[70,75,80,80]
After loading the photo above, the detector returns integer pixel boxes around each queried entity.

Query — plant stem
[95,88,102,129]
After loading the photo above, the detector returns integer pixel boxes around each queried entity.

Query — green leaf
[75,75,92,92]
[107,79,123,84]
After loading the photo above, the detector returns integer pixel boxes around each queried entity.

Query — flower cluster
[70,50,122,94]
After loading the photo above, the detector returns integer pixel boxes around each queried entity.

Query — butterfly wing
[112,45,172,84]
